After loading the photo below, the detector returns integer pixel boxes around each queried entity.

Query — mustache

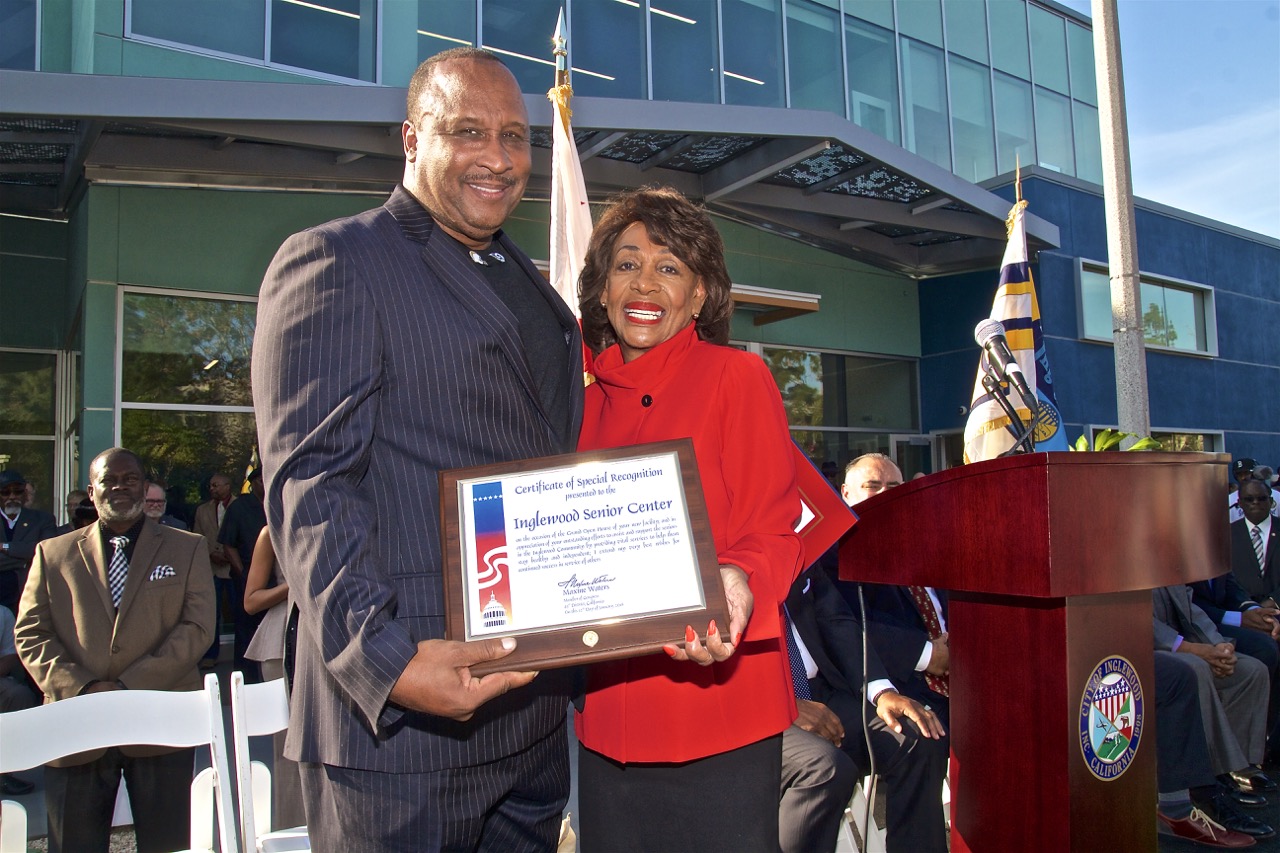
[462,173,519,188]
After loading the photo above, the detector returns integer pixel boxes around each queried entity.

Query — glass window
[0,349,57,515]
[1033,86,1074,174]
[1028,5,1068,95]
[480,0,562,93]
[1150,432,1221,452]
[846,0,894,31]
[988,0,1029,80]
[571,0,645,99]
[994,72,1034,173]
[896,0,942,47]
[121,410,260,511]
[950,54,995,182]
[943,0,988,63]
[651,0,720,103]
[1079,265,1113,339]
[762,347,919,432]
[1072,101,1102,184]
[0,0,37,69]
[416,0,476,60]
[787,0,844,113]
[121,292,256,407]
[1080,265,1215,354]
[0,351,56,436]
[130,0,266,61]
[845,17,900,144]
[1067,21,1097,105]
[723,0,784,107]
[270,0,374,82]
[901,38,950,169]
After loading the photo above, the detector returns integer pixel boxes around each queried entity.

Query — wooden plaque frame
[439,439,728,675]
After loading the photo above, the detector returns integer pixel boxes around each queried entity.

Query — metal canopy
[0,70,1058,278]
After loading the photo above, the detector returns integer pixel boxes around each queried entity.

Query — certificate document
[440,439,728,672]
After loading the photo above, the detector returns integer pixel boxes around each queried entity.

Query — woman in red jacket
[575,186,804,851]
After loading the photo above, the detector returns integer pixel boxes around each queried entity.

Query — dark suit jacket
[1189,570,1258,625]
[1,508,57,574]
[862,582,950,723]
[252,186,584,773]
[15,520,215,764]
[1231,518,1280,602]
[786,567,891,769]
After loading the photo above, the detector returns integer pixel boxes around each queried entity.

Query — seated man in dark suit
[779,566,948,853]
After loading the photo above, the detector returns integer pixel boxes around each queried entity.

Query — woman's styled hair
[578,186,734,354]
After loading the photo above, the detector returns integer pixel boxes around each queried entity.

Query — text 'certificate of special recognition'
[440,439,729,674]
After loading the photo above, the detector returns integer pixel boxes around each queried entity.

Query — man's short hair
[844,452,896,478]
[406,47,509,120]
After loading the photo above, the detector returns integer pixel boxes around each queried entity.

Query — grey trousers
[779,724,857,853]
[1180,649,1268,774]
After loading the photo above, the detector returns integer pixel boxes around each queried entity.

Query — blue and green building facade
[1,0,1276,520]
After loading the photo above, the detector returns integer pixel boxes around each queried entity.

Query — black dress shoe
[0,773,34,796]
[1232,767,1279,793]
[1228,786,1268,807]
[1208,791,1278,839]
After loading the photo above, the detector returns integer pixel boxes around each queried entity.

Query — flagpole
[1092,0,1150,445]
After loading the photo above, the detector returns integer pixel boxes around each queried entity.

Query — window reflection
[845,17,900,144]
[121,293,256,407]
[722,0,784,107]
[122,410,259,511]
[763,346,919,434]
[901,38,950,169]
[0,351,56,435]
[651,0,719,103]
[481,0,563,94]
[416,0,476,61]
[787,0,843,114]
[0,0,37,69]
[571,1,645,99]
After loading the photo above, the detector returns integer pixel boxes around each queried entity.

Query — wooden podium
[839,451,1229,852]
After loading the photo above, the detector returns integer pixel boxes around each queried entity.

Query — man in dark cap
[0,470,57,616]
[1230,458,1279,524]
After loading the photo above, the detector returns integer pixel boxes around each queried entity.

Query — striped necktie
[908,585,950,698]
[108,535,130,608]
[1253,525,1267,570]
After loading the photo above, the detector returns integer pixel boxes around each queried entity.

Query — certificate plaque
[440,439,728,674]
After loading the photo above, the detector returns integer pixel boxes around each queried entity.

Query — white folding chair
[229,673,309,852]
[0,673,238,853]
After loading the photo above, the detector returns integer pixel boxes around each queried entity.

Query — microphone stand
[980,368,1037,455]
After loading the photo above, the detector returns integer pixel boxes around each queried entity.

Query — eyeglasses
[1240,497,1272,504]
[0,487,25,497]
[143,499,166,506]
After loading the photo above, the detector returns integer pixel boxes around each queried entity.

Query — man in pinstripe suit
[252,48,583,852]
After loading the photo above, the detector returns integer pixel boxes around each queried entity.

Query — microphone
[974,318,1036,412]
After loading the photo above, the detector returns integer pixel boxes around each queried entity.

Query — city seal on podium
[1079,655,1144,781]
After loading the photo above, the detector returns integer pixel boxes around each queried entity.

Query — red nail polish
[685,626,697,644]
[708,620,718,636]
[662,644,678,657]
[732,631,742,646]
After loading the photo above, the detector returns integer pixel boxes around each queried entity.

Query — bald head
[840,453,903,507]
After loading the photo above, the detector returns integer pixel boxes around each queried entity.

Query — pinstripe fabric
[298,724,568,853]
[252,186,583,781]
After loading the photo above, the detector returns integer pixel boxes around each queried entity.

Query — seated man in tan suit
[15,447,215,853]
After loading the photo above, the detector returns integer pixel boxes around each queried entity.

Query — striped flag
[963,198,1068,463]
[547,11,595,382]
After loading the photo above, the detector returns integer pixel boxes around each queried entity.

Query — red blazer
[575,325,804,763]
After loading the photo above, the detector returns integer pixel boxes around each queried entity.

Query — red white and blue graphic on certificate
[470,482,514,629]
